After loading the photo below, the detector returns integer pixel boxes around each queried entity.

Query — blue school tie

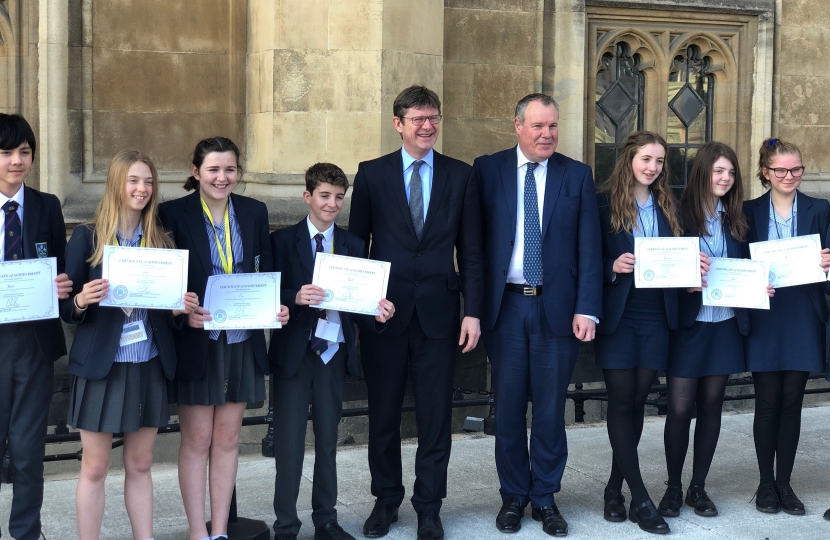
[409,160,425,241]
[310,233,328,355]
[3,201,23,261]
[523,162,543,287]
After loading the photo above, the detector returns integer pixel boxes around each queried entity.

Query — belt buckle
[523,286,537,296]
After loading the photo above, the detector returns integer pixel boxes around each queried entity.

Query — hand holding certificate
[749,234,826,288]
[203,272,282,330]
[0,258,59,324]
[100,245,189,310]
[634,237,702,288]
[312,253,390,316]
[703,258,769,309]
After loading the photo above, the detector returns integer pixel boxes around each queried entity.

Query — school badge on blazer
[36,242,48,258]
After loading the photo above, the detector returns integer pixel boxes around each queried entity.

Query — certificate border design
[0,257,59,324]
[203,272,282,330]
[312,253,391,316]
[101,245,189,309]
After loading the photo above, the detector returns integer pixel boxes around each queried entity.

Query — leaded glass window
[594,43,644,186]
[667,45,714,199]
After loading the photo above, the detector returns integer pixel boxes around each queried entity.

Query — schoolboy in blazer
[158,190,273,381]
[269,163,393,540]
[0,113,72,540]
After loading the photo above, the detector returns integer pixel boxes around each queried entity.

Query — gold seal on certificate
[703,257,769,309]
[749,234,826,288]
[312,253,390,316]
[100,245,189,310]
[0,257,59,324]
[203,272,282,330]
[634,236,701,289]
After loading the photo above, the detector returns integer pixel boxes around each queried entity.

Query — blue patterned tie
[3,201,23,261]
[310,233,328,355]
[523,162,543,287]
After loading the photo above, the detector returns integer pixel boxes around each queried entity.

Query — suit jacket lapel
[420,153,447,240]
[332,225,349,256]
[232,194,255,272]
[295,220,315,284]
[22,186,41,259]
[541,154,564,236]
[388,152,417,240]
[724,224,740,258]
[501,150,518,235]
[796,191,813,238]
[753,191,771,242]
[655,203,671,239]
[185,191,214,276]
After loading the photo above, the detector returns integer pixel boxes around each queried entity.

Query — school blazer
[743,190,830,323]
[595,192,679,334]
[676,216,750,334]
[268,220,368,379]
[158,191,273,382]
[17,186,68,362]
[59,225,182,380]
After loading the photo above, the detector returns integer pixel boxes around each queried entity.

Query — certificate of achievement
[203,272,282,330]
[634,237,701,289]
[703,258,769,309]
[312,253,390,316]
[100,245,189,310]
[0,257,58,324]
[749,234,826,289]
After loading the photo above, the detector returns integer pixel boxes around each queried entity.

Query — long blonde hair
[599,131,682,237]
[87,150,174,265]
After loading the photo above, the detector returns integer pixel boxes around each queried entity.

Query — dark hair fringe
[305,162,349,194]
[0,113,37,158]
[393,86,441,118]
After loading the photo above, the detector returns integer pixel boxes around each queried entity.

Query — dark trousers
[482,292,579,508]
[272,347,347,536]
[361,310,457,512]
[0,323,53,540]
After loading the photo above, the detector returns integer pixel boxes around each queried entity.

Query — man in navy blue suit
[473,94,602,537]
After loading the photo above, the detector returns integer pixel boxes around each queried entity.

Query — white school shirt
[307,217,344,363]
[0,184,24,261]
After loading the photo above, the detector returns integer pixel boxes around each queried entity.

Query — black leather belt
[505,283,543,296]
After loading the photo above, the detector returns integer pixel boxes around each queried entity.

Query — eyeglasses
[767,166,805,179]
[399,115,442,127]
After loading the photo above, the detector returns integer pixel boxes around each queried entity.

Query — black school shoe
[777,484,806,516]
[531,504,568,537]
[685,485,718,517]
[657,484,683,517]
[496,497,525,533]
[603,487,626,522]
[629,500,670,535]
[754,483,781,513]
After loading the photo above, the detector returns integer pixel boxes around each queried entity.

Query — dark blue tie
[310,233,328,355]
[523,162,542,287]
[3,201,23,261]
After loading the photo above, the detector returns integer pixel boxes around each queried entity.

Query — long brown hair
[87,150,174,266]
[679,141,747,241]
[757,137,802,189]
[599,131,682,236]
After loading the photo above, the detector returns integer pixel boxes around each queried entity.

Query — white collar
[516,146,549,170]
[306,216,335,242]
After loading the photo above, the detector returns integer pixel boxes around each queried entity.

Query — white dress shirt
[307,217,344,363]
[0,184,25,262]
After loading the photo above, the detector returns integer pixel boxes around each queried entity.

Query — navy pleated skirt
[68,356,169,433]
[171,332,265,406]
[746,286,825,373]
[667,317,745,378]
[594,317,670,371]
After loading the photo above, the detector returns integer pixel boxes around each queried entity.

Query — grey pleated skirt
[68,357,170,433]
[171,333,265,406]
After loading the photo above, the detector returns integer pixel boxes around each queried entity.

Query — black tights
[664,374,728,488]
[604,367,657,505]
[752,370,809,486]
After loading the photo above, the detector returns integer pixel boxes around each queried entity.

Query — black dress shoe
[603,487,626,522]
[685,485,717,517]
[417,509,444,540]
[531,505,568,537]
[823,507,830,521]
[628,500,670,535]
[496,497,525,533]
[754,483,780,513]
[316,520,357,540]
[362,500,399,538]
[777,484,806,516]
[657,484,683,517]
